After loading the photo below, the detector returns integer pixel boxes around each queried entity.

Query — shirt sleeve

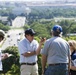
[41,41,49,56]
[18,43,27,55]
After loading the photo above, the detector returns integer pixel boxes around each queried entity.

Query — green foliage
[8,64,20,75]
[34,36,40,43]
[59,20,76,35]
[23,24,30,30]
[30,22,50,38]
[65,36,76,41]
[28,7,76,20]
[38,54,42,75]
[2,46,20,75]
[0,23,10,31]
[70,24,76,33]
[24,19,76,38]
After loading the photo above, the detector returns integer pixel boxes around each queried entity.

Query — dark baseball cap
[25,28,36,36]
[52,25,62,33]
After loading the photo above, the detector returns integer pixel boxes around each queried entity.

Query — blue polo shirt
[71,51,76,66]
[70,51,76,75]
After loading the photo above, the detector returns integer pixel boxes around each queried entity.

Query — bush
[2,46,20,75]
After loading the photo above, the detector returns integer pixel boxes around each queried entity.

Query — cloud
[0,0,46,2]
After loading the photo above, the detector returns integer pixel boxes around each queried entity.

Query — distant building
[0,16,11,25]
[12,16,26,27]
[67,33,76,36]
[0,16,8,22]
[54,17,76,22]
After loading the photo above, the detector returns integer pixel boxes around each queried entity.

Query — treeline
[1,7,76,21]
[0,23,10,31]
[0,19,76,38]
[29,7,76,19]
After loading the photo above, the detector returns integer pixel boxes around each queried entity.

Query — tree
[59,20,71,35]
[0,23,10,31]
[30,22,49,38]
[2,46,20,75]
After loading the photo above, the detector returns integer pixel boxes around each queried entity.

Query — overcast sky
[0,0,46,1]
[0,0,75,2]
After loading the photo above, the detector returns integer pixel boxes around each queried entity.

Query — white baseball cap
[0,29,5,37]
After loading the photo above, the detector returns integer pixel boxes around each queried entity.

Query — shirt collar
[25,37,33,43]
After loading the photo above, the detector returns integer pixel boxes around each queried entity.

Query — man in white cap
[0,29,10,72]
[41,25,71,75]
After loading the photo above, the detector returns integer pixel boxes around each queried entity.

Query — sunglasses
[30,34,34,36]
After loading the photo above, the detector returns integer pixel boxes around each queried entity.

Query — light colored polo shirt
[41,37,70,64]
[18,38,39,63]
